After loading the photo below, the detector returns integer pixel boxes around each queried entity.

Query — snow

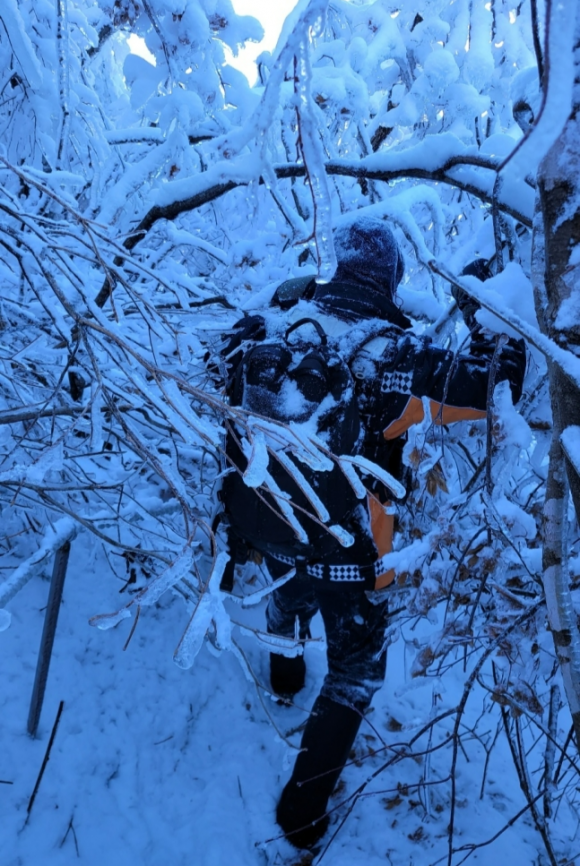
[562,426,580,479]
[2,1,580,863]
[148,153,263,213]
[556,257,580,331]
[2,541,574,866]
[1,0,43,90]
[356,131,476,175]
[242,430,270,488]
[493,493,537,541]
[473,261,539,336]
[437,260,580,388]
[504,0,576,182]
[423,48,460,95]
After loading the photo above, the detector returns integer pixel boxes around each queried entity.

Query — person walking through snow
[215,217,526,849]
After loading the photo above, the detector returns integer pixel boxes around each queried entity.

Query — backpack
[219,316,365,563]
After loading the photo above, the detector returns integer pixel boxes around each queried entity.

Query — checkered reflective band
[380,369,413,394]
[269,551,393,585]
[373,551,392,576]
[271,552,295,566]
[328,564,364,582]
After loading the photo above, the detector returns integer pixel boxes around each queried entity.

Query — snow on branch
[104,128,166,146]
[501,0,576,182]
[120,137,532,263]
[206,0,332,162]
[429,260,580,391]
[0,0,43,90]
[562,427,580,479]
[0,518,77,625]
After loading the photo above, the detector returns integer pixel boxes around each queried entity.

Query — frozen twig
[26,700,65,821]
[544,684,560,819]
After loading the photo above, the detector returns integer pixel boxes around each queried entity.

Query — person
[216,217,526,849]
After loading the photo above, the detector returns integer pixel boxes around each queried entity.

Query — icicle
[242,432,270,488]
[340,454,406,500]
[262,469,309,544]
[274,450,330,522]
[337,456,367,499]
[294,37,337,284]
[173,552,230,670]
[90,607,132,631]
[241,569,296,606]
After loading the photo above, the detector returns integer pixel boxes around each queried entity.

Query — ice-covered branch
[113,138,532,283]
[0,0,43,90]
[0,518,77,624]
[428,260,580,390]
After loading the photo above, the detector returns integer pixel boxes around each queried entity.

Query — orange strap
[383,396,486,441]
[368,495,395,590]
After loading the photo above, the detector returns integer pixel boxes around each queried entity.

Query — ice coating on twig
[241,569,296,607]
[90,606,133,631]
[261,469,309,545]
[338,456,367,500]
[294,36,337,284]
[341,455,406,501]
[0,518,77,615]
[242,431,269,488]
[274,450,330,523]
[173,551,230,670]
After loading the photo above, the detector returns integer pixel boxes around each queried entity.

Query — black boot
[270,652,306,699]
[276,695,362,849]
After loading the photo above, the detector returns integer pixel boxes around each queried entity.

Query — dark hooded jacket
[217,219,526,590]
[268,220,525,446]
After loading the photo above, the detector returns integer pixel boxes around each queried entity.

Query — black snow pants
[265,557,389,713]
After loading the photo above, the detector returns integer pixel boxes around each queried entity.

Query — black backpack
[219,316,364,562]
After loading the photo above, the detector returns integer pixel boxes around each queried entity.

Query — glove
[452,259,493,331]
[468,330,526,403]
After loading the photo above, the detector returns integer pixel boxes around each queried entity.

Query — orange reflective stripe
[368,494,395,590]
[436,404,487,425]
[383,397,486,440]
[383,396,423,440]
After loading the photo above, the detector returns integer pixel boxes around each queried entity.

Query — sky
[225,0,299,84]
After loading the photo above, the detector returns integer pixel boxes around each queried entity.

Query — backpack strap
[272,276,317,310]
[285,318,327,346]
[344,321,403,364]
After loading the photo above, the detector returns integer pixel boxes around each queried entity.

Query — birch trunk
[56,0,70,168]
[541,409,580,749]
[535,10,580,750]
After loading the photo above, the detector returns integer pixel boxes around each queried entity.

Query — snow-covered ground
[3,542,574,866]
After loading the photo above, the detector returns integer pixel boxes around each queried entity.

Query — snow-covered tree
[2,0,580,861]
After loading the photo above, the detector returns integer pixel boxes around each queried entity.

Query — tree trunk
[538,14,580,520]
[535,14,580,749]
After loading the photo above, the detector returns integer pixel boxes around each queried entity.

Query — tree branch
[94,156,532,307]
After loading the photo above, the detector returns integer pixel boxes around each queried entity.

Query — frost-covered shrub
[1,1,580,859]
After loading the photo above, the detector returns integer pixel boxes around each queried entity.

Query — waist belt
[269,550,393,585]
